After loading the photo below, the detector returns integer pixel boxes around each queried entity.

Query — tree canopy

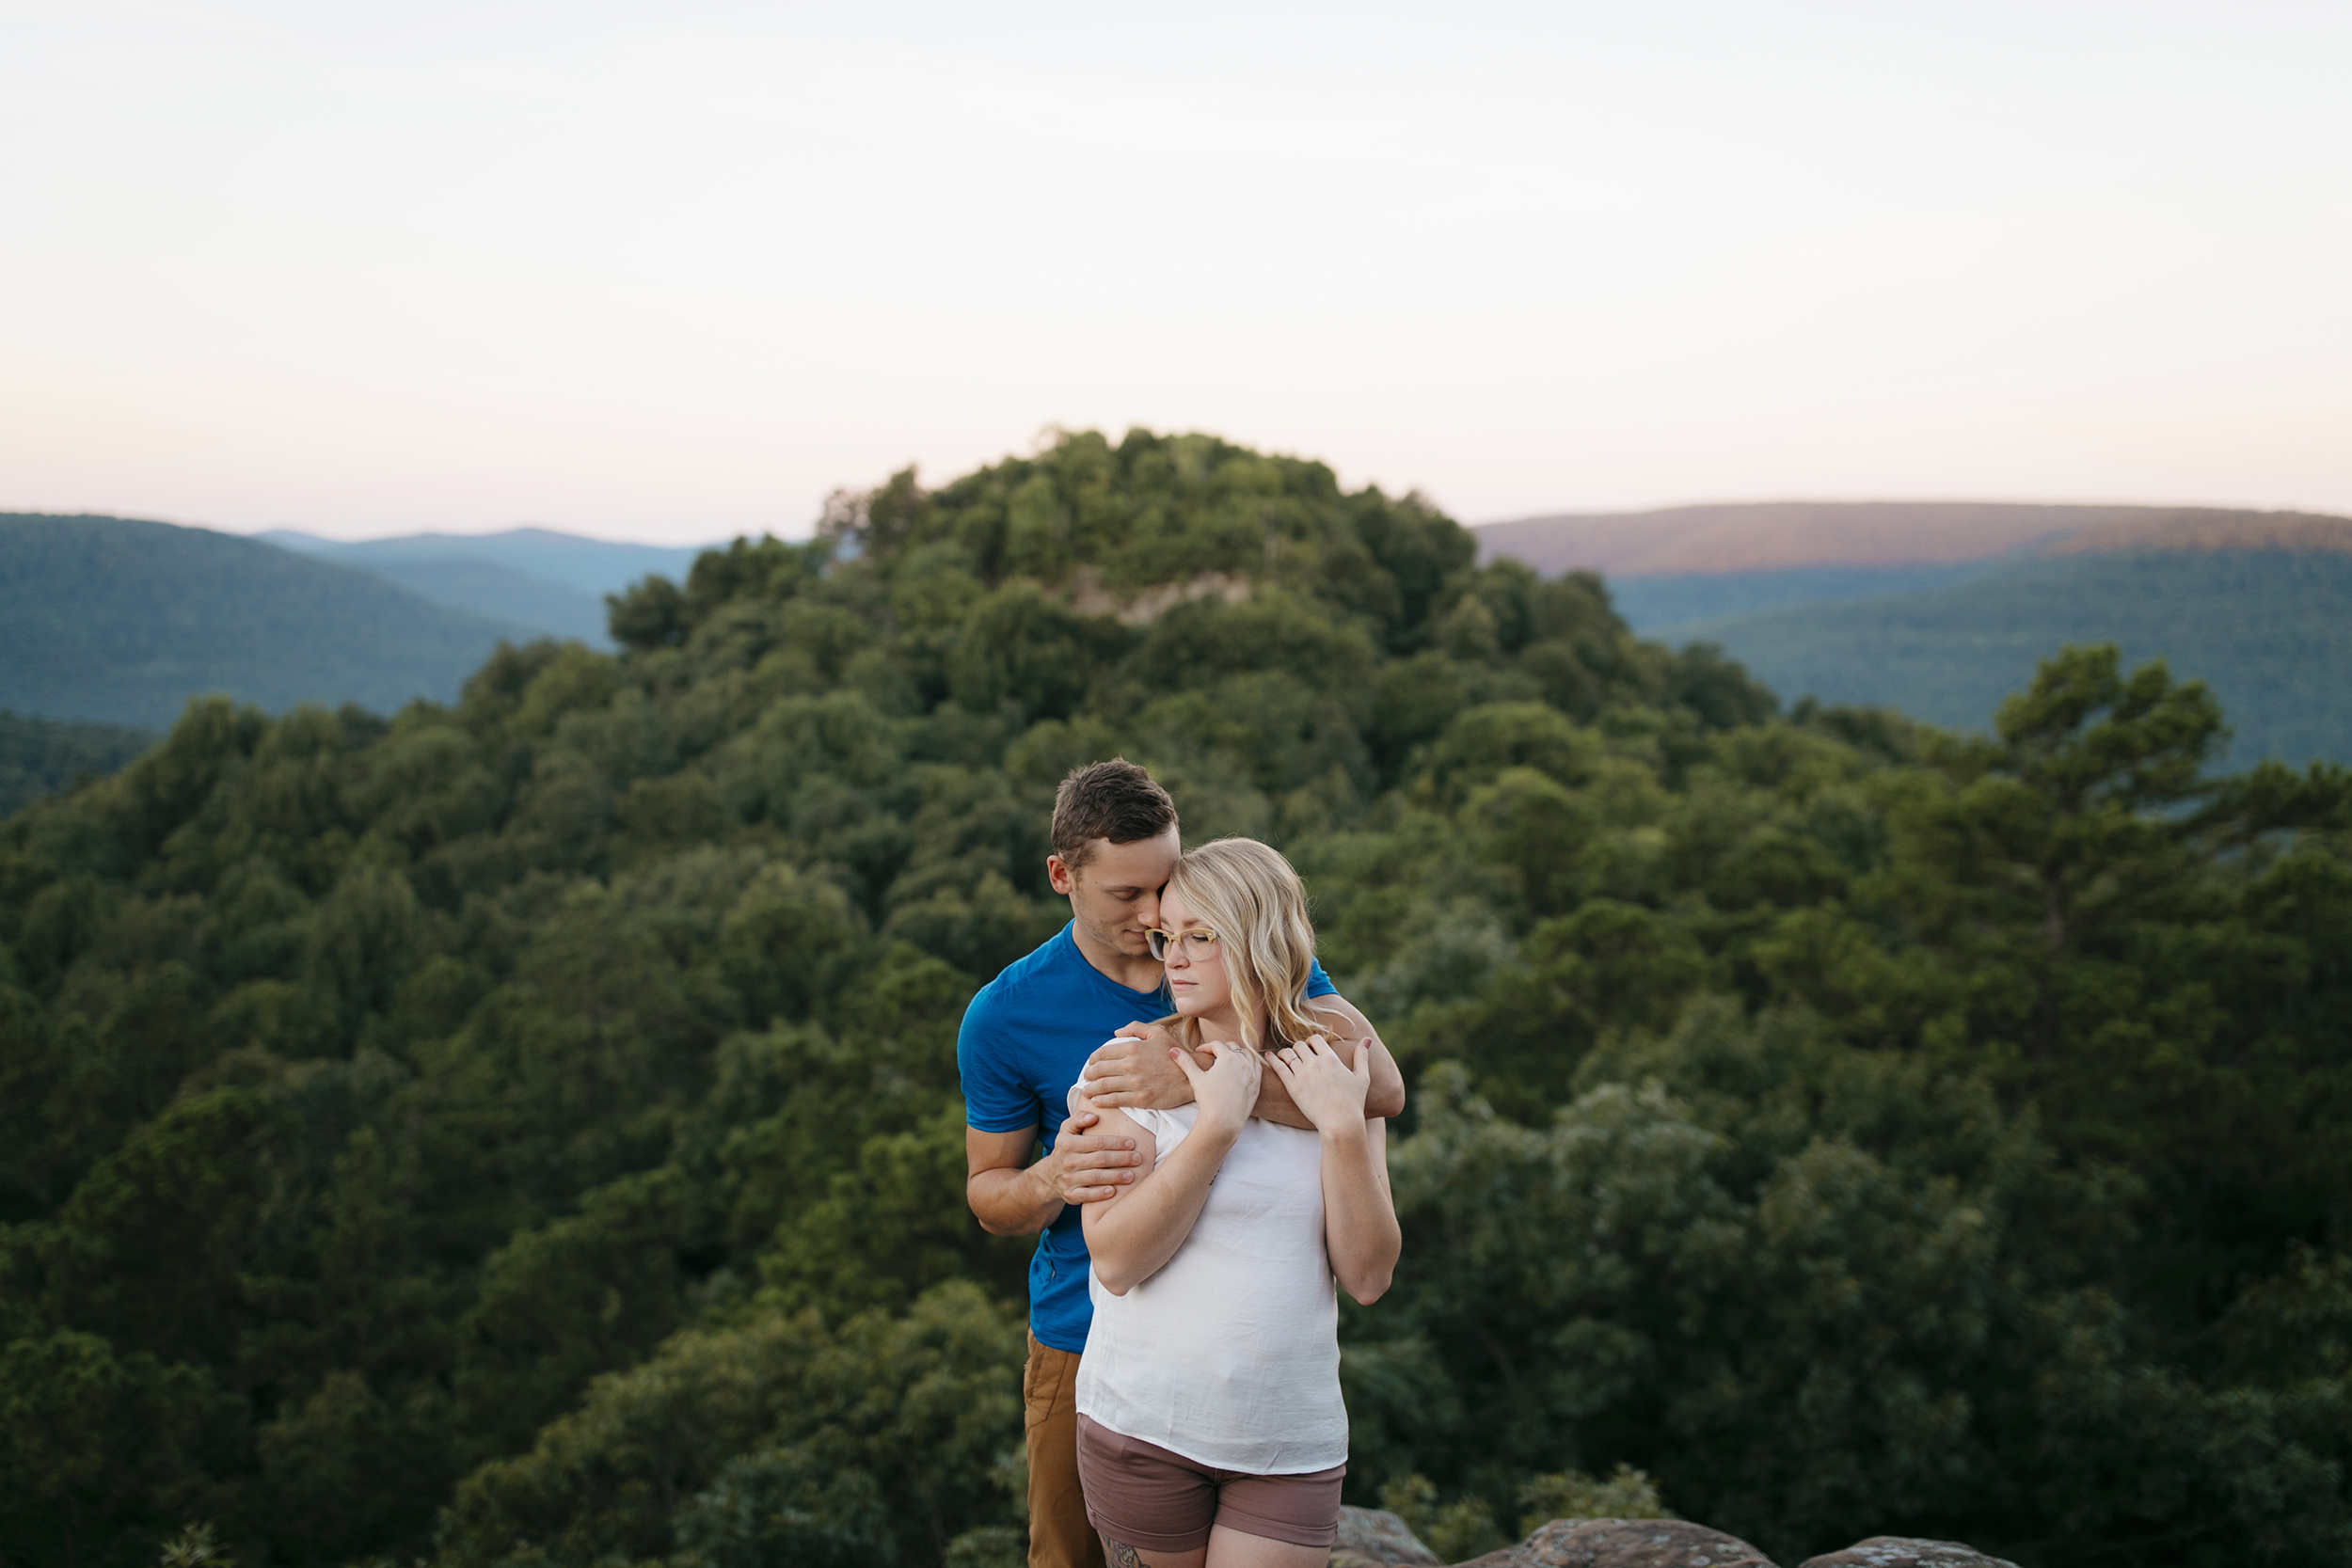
[2,429,2347,1568]
[0,710,154,820]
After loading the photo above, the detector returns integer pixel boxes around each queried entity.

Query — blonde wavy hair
[1159,837,1333,1053]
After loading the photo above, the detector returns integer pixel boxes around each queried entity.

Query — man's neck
[1069,918,1164,993]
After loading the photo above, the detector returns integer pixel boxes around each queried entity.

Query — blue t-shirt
[958,921,1337,1353]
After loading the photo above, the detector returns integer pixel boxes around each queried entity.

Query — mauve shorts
[1075,1414,1346,1554]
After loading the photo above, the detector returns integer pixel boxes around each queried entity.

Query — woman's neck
[1190,1006,1268,1050]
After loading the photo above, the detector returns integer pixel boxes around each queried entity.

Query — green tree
[2,436,2345,1568]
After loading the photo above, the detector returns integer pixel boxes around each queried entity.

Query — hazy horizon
[5,1,2347,546]
[34,489,2352,555]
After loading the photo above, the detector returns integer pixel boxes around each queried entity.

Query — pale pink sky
[3,0,2347,546]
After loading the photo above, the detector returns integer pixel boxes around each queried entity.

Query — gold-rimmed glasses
[1146,927,1220,961]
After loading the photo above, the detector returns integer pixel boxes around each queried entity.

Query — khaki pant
[1024,1331,1107,1568]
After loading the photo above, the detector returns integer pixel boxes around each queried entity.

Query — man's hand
[964,1110,1140,1236]
[1080,1022,1195,1110]
[1043,1105,1143,1205]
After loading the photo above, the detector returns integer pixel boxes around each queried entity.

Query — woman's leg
[1097,1534,1206,1568]
[1076,1416,1216,1568]
[1198,1462,1345,1568]
[1200,1524,1328,1568]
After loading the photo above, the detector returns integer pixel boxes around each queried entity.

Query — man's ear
[1046,854,1075,895]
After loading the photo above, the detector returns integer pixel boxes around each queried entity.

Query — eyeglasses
[1146,927,1220,961]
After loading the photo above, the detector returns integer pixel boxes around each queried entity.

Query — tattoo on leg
[1104,1539,1144,1568]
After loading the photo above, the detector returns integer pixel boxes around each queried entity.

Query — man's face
[1048,827,1180,959]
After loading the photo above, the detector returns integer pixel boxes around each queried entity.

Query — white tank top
[1073,1101,1348,1474]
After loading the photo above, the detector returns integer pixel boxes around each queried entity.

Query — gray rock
[1331,1504,1444,1567]
[1450,1516,1778,1568]
[1798,1539,2020,1568]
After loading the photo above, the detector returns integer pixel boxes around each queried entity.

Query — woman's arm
[1267,1038,1402,1306]
[1079,1041,1263,1296]
[1318,1117,1398,1305]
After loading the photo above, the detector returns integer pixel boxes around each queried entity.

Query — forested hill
[1683,548,2352,766]
[260,528,710,647]
[1471,499,2352,578]
[4,431,2351,1568]
[0,709,154,819]
[0,514,539,727]
[1471,502,2352,764]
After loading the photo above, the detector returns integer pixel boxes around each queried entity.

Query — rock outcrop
[1327,1506,2023,1568]
[1446,1518,1776,1568]
[1797,1540,2022,1568]
[1332,1506,1444,1567]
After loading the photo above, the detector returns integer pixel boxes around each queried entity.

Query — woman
[1072,837,1402,1568]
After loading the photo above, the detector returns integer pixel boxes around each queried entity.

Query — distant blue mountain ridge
[0,515,734,811]
[1605,561,2010,630]
[1474,501,2352,766]
[0,514,537,729]
[9,498,2346,820]
[1672,550,2352,768]
[260,527,713,646]
[258,526,707,597]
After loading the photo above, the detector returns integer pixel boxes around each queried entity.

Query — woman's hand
[1266,1035,1371,1135]
[1172,1039,1261,1137]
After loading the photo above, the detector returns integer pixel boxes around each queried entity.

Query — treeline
[0,710,153,820]
[2,430,2348,1568]
[0,514,532,728]
[1699,545,2352,768]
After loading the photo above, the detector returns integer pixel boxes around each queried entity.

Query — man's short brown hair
[1052,759,1178,874]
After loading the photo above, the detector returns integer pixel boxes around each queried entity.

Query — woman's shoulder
[1112,1103,1196,1158]
[1067,1081,1188,1146]
[1124,1103,1195,1135]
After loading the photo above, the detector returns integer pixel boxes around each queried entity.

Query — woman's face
[1156,887,1232,1022]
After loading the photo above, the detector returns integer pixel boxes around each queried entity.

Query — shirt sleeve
[1127,1107,1184,1165]
[957,990,1041,1133]
[1305,956,1338,999]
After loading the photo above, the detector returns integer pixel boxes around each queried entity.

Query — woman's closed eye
[1145,927,1219,960]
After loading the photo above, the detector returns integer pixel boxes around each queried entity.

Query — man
[959,759,1405,1568]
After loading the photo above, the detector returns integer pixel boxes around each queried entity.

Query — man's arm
[1079,996,1406,1123]
[964,1108,1141,1237]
